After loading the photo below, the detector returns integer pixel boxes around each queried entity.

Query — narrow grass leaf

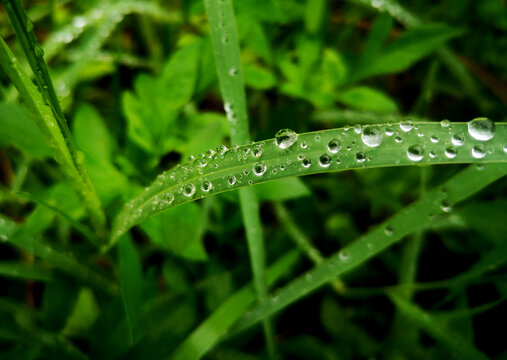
[0,261,53,282]
[170,251,300,360]
[231,163,507,333]
[388,292,489,360]
[111,121,507,244]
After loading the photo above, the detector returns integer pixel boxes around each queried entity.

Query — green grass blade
[0,37,106,238]
[0,261,53,282]
[388,292,489,360]
[204,0,274,356]
[231,163,507,333]
[169,251,300,360]
[111,121,507,244]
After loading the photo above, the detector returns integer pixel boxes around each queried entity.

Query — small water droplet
[445,147,457,159]
[252,145,262,157]
[318,154,332,168]
[164,193,175,204]
[221,36,229,44]
[302,158,312,168]
[400,120,413,132]
[229,67,238,76]
[355,152,366,163]
[353,124,362,134]
[327,139,341,153]
[300,141,308,149]
[228,175,237,185]
[394,136,403,143]
[183,184,196,197]
[314,135,321,142]
[253,162,267,176]
[385,127,394,136]
[361,127,383,148]
[216,144,228,155]
[451,133,465,146]
[339,250,350,262]
[430,135,439,143]
[440,200,452,213]
[407,145,424,162]
[429,151,436,158]
[471,144,486,159]
[440,119,451,128]
[467,117,495,141]
[274,129,298,149]
[201,180,212,192]
[384,225,394,236]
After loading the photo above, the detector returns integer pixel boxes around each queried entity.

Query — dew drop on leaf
[361,127,383,148]
[400,120,413,132]
[228,175,237,185]
[253,162,267,176]
[472,144,486,159]
[300,141,308,149]
[355,152,366,163]
[275,129,298,149]
[201,180,212,192]
[407,145,424,161]
[353,124,362,134]
[318,154,332,168]
[327,139,341,153]
[339,250,350,262]
[445,147,457,159]
[440,119,451,128]
[229,67,238,76]
[302,158,312,168]
[467,117,495,141]
[384,225,394,236]
[430,135,439,143]
[451,133,465,146]
[440,200,452,213]
[183,184,196,197]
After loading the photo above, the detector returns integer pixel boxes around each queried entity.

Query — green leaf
[0,103,51,158]
[110,122,507,244]
[0,262,52,282]
[256,177,311,201]
[140,203,206,261]
[73,104,114,161]
[355,24,463,80]
[336,86,398,112]
[118,235,143,343]
[243,63,277,90]
[388,292,489,360]
[62,288,100,336]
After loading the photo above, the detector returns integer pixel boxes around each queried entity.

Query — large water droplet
[201,180,212,192]
[445,147,457,159]
[451,133,465,146]
[467,117,495,141]
[361,127,383,148]
[253,162,267,176]
[327,139,341,153]
[407,145,424,161]
[400,120,413,132]
[252,145,262,157]
[471,144,486,159]
[183,184,196,197]
[274,129,298,149]
[318,154,332,168]
[430,135,439,143]
[164,193,174,205]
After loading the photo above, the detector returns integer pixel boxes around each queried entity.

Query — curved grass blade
[388,292,489,360]
[111,121,507,244]
[169,251,300,360]
[231,163,507,333]
[0,38,106,237]
[205,0,274,355]
[0,261,53,282]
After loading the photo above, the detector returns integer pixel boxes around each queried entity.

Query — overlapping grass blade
[204,0,274,355]
[170,251,300,360]
[111,121,506,243]
[231,163,507,333]
[0,37,106,238]
[388,292,489,360]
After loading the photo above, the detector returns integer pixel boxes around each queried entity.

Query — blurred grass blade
[205,0,274,356]
[0,261,53,282]
[118,234,143,345]
[170,251,300,360]
[111,122,507,244]
[231,163,507,333]
[388,292,489,360]
[0,37,106,238]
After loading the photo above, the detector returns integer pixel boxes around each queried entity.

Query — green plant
[1,0,506,359]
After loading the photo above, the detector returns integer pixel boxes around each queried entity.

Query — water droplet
[440,200,452,213]
[440,119,451,128]
[451,133,465,146]
[302,158,312,168]
[164,193,175,204]
[400,120,413,132]
[183,184,196,197]
[229,67,238,76]
[430,135,439,143]
[274,129,298,149]
[339,250,350,262]
[467,117,495,141]
[253,162,266,176]
[503,144,507,153]
[0,234,7,242]
[300,141,308,149]
[476,164,484,171]
[221,36,228,44]
[327,139,341,153]
[471,144,486,159]
[361,127,383,148]
[314,135,321,142]
[407,145,424,162]
[429,151,436,158]
[384,225,394,236]
[354,124,362,134]
[445,147,457,159]
[318,154,332,168]
[280,165,286,171]
[201,181,212,192]
[297,153,304,161]
[252,145,262,157]
[228,175,237,185]
[394,136,403,143]
[216,144,228,155]
[355,152,366,163]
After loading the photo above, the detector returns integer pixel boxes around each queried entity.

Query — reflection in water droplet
[472,144,486,159]
[328,139,341,153]
[318,154,332,168]
[275,129,298,149]
[361,127,383,148]
[445,147,457,159]
[467,117,495,141]
[407,145,424,161]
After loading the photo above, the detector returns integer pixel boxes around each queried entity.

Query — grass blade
[0,37,106,238]
[111,121,507,243]
[170,251,300,360]
[204,0,275,355]
[231,163,507,333]
[388,292,489,360]
[0,261,53,282]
